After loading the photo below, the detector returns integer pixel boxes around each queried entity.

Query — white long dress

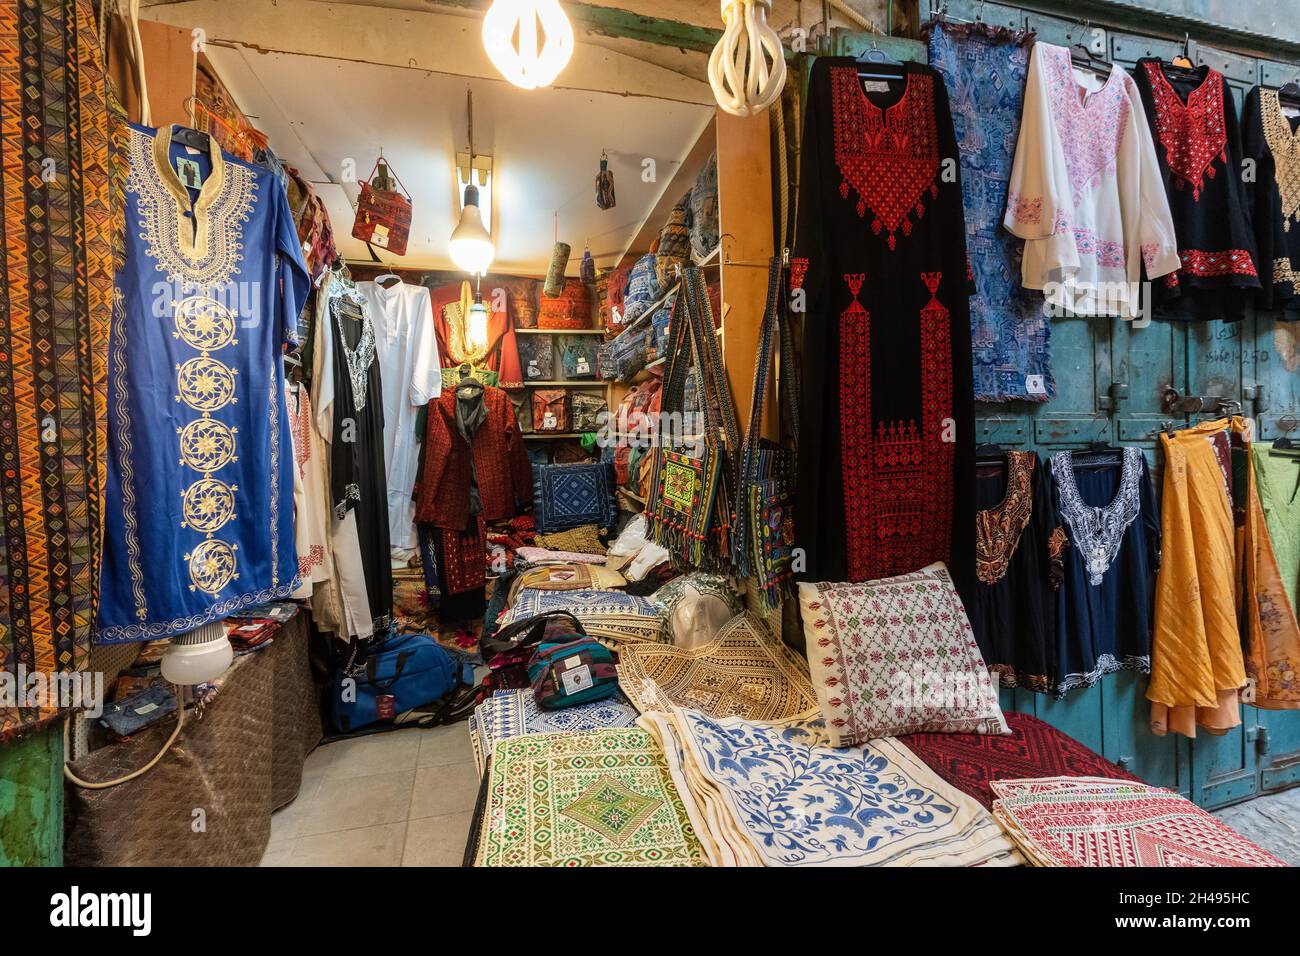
[356,279,441,553]
[1004,42,1180,319]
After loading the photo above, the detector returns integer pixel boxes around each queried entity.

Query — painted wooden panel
[0,725,63,867]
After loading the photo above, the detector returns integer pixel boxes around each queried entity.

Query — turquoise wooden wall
[0,725,64,867]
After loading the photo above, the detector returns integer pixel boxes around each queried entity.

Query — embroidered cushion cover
[617,613,820,721]
[532,461,617,532]
[797,563,1009,746]
[474,728,706,867]
[990,777,1285,867]
[638,709,1021,867]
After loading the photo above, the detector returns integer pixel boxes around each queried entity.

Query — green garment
[1252,443,1300,609]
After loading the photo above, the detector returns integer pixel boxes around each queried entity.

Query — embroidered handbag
[689,152,719,261]
[655,195,693,291]
[517,334,555,381]
[537,278,593,329]
[602,261,633,330]
[644,266,741,570]
[733,257,800,610]
[559,336,599,379]
[480,610,589,691]
[531,388,570,432]
[528,635,619,709]
[571,392,607,432]
[597,326,648,381]
[622,253,661,325]
[352,158,412,256]
[506,277,540,329]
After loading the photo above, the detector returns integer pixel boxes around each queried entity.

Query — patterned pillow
[532,461,617,532]
[797,562,1009,746]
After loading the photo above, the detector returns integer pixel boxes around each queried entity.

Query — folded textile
[533,462,617,533]
[639,708,1022,867]
[534,524,607,555]
[989,777,1285,867]
[468,688,641,776]
[514,546,608,566]
[503,588,665,644]
[474,728,707,867]
[896,711,1141,810]
[506,563,627,606]
[618,613,819,721]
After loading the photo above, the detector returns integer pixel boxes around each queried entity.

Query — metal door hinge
[1245,725,1270,755]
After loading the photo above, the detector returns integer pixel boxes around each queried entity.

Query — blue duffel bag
[331,632,458,734]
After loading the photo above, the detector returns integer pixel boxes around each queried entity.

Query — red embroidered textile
[897,711,1141,810]
[415,386,532,530]
[441,517,487,595]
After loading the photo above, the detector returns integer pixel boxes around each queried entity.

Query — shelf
[523,432,593,440]
[521,380,606,387]
[516,328,608,336]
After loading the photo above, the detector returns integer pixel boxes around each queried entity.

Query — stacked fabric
[474,728,707,867]
[990,777,1286,867]
[503,588,666,644]
[468,688,641,776]
[639,708,1022,867]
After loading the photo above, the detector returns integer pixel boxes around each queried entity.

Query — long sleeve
[311,275,336,442]
[1244,88,1279,310]
[1004,46,1062,243]
[414,393,454,524]
[504,396,532,510]
[1127,82,1180,282]
[408,287,441,406]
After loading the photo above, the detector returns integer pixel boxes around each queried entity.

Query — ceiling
[144,0,718,274]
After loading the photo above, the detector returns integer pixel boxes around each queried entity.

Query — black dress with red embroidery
[1135,59,1260,322]
[793,58,975,603]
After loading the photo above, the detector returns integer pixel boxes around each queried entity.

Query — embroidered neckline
[830,64,940,250]
[443,302,493,365]
[1142,61,1226,200]
[975,451,1035,585]
[1051,446,1142,587]
[1041,44,1130,207]
[126,126,258,288]
[332,294,376,412]
[1262,89,1300,232]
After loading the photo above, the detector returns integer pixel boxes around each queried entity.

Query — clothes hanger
[1170,34,1195,70]
[975,442,1006,463]
[169,125,211,152]
[856,39,904,81]
[1070,439,1126,470]
[1069,25,1114,80]
[1278,74,1300,108]
[1271,415,1300,456]
[373,269,402,288]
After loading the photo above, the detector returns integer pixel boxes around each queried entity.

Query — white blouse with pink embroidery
[1004,43,1180,319]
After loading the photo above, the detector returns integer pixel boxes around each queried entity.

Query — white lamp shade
[450,186,495,275]
[160,629,234,686]
[482,0,575,90]
[467,301,491,351]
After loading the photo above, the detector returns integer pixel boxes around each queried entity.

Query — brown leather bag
[352,158,412,256]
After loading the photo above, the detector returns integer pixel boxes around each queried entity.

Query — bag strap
[741,256,799,481]
[479,610,587,661]
[364,157,411,200]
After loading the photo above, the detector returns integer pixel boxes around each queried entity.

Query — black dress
[1135,59,1260,321]
[971,451,1059,693]
[1243,85,1300,320]
[793,58,975,600]
[329,290,393,631]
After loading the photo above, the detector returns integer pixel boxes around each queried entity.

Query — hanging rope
[708,0,787,117]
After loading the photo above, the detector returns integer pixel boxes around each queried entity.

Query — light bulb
[449,183,495,275]
[708,0,786,117]
[160,627,234,685]
[467,300,490,352]
[482,0,574,90]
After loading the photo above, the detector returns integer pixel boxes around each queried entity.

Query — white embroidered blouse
[1004,43,1180,318]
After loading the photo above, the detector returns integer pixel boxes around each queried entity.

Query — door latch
[1245,725,1270,755]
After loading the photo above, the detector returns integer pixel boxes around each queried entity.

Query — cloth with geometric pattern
[532,461,616,533]
[473,728,706,867]
[468,688,640,776]
[990,776,1285,867]
[639,708,1022,867]
[797,562,1009,746]
[618,614,819,722]
[502,588,665,645]
[0,0,115,737]
[98,123,309,642]
[896,711,1140,810]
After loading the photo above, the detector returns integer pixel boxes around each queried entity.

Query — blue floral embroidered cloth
[98,124,309,642]
[928,22,1054,403]
[532,461,617,532]
[640,708,1022,867]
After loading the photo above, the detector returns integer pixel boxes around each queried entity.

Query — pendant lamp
[708,0,787,117]
[482,0,575,90]
[450,92,495,275]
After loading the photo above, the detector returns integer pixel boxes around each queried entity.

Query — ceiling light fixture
[708,0,786,117]
[449,91,496,275]
[482,0,574,90]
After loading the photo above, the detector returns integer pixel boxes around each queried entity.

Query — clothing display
[794,58,975,591]
[991,777,1285,867]
[355,279,441,553]
[928,22,1053,402]
[1252,443,1300,608]
[473,728,707,867]
[971,451,1060,692]
[1245,87,1300,318]
[617,614,819,721]
[428,279,524,388]
[1004,42,1179,317]
[797,563,1009,746]
[1135,60,1260,321]
[99,124,309,642]
[1049,447,1160,695]
[640,709,1022,867]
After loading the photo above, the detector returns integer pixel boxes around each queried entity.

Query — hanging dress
[1243,86,1300,320]
[971,451,1062,693]
[1244,439,1300,710]
[1135,60,1260,321]
[99,124,309,643]
[927,21,1053,402]
[793,58,975,598]
[1049,447,1161,695]
[1004,43,1179,319]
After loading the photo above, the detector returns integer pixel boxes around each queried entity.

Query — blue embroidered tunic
[97,124,309,643]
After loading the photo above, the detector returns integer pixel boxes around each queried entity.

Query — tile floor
[260,723,478,867]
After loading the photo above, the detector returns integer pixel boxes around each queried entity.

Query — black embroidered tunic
[1243,85,1300,319]
[1135,59,1260,321]
[793,59,975,600]
[971,451,1060,693]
